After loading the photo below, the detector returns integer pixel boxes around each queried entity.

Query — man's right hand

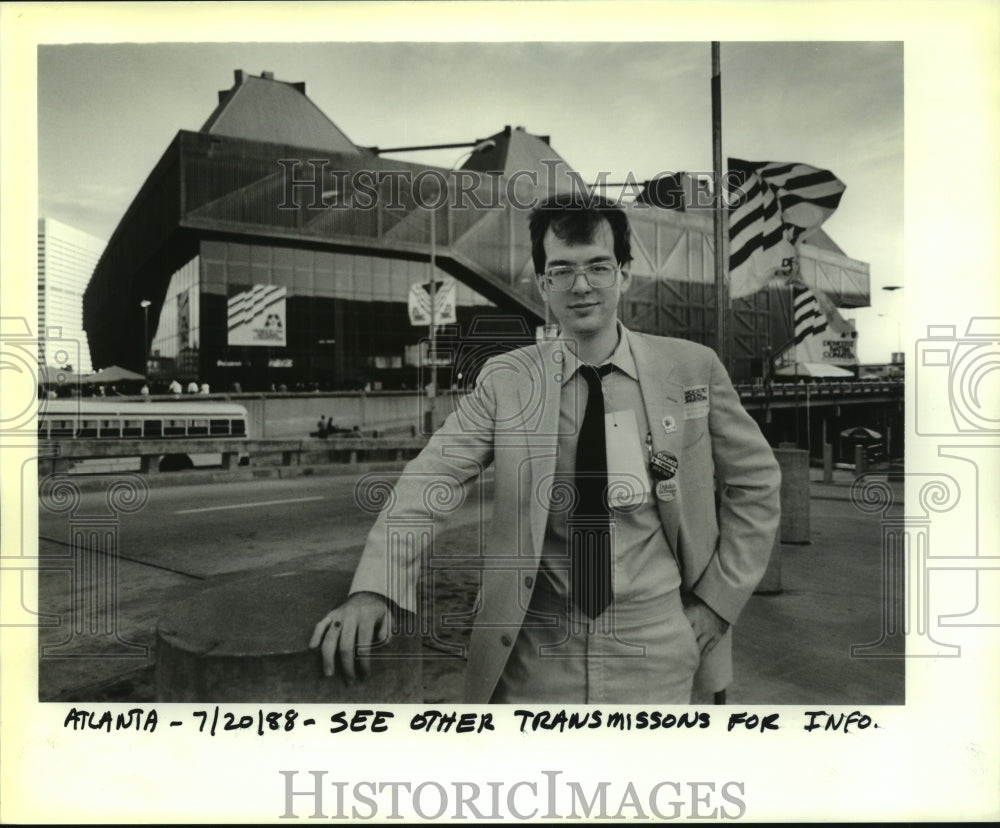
[309,591,391,681]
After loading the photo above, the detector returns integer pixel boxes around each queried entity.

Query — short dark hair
[528,194,633,275]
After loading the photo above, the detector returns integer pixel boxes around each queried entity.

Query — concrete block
[156,570,422,703]
[774,447,810,544]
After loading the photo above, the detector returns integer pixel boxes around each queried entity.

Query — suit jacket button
[501,634,512,647]
[524,576,534,588]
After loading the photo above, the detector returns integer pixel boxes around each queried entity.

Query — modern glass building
[83,69,870,392]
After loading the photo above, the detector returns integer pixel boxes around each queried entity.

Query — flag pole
[427,200,437,433]
[711,42,729,372]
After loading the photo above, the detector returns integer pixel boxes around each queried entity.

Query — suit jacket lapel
[627,329,686,559]
[519,341,561,560]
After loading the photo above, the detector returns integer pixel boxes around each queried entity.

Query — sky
[37,41,903,361]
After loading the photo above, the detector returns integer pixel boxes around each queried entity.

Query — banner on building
[177,289,191,348]
[228,284,287,346]
[408,278,457,326]
[774,283,859,373]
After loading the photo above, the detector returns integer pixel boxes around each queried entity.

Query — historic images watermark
[850,317,1000,658]
[278,770,748,821]
[2,316,79,631]
[0,317,148,661]
[37,474,150,658]
[276,158,749,213]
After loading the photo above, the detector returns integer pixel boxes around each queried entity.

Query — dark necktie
[570,363,615,619]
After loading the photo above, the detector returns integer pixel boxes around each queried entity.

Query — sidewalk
[731,467,905,705]
[38,469,906,706]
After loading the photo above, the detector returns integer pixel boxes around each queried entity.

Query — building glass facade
[149,256,200,383]
[146,239,502,392]
[82,71,870,391]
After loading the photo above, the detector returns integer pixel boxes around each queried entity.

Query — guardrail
[735,379,903,399]
[39,436,430,475]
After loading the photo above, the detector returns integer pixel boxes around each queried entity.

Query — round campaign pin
[650,450,679,479]
[661,415,678,434]
[655,479,678,502]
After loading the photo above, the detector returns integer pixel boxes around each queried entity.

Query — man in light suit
[311,195,781,703]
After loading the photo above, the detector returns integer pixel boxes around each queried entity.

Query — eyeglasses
[541,262,620,291]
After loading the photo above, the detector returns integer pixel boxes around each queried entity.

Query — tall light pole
[711,42,729,372]
[424,138,497,433]
[140,299,151,374]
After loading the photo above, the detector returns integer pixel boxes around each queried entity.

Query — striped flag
[775,284,858,368]
[727,159,846,299]
[792,284,827,344]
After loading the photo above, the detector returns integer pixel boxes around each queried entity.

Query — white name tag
[684,385,710,419]
[605,409,649,508]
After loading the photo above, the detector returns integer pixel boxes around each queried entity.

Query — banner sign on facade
[177,288,191,348]
[408,278,457,326]
[228,284,287,347]
[774,283,859,373]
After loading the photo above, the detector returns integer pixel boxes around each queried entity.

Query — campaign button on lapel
[661,415,678,434]
[650,450,679,479]
[655,480,679,502]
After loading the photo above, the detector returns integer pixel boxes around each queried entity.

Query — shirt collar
[557,323,638,385]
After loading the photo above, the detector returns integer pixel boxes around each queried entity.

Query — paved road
[36,471,492,701]
[35,469,904,706]
[38,472,492,579]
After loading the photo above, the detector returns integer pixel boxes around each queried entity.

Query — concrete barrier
[854,444,868,478]
[774,447,810,545]
[156,570,422,703]
[823,443,834,483]
[39,436,428,477]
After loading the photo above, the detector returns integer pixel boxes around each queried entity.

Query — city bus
[38,399,250,472]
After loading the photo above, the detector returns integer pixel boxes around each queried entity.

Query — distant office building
[84,69,870,391]
[38,217,104,374]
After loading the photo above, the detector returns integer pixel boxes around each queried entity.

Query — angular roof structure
[459,124,579,196]
[84,68,870,381]
[200,69,362,154]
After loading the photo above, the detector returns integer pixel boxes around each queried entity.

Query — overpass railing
[38,436,429,476]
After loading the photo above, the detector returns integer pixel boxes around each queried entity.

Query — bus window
[189,418,209,436]
[210,419,230,436]
[164,418,186,437]
[122,419,142,437]
[231,419,247,436]
[50,419,75,437]
[100,419,122,438]
[79,419,98,438]
[143,419,163,438]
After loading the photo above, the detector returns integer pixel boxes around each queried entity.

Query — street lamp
[140,299,151,373]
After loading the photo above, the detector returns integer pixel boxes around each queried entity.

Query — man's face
[537,218,632,341]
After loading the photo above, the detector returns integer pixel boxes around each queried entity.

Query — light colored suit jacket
[350,326,781,702]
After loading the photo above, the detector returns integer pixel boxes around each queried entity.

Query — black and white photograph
[1,1,998,824]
